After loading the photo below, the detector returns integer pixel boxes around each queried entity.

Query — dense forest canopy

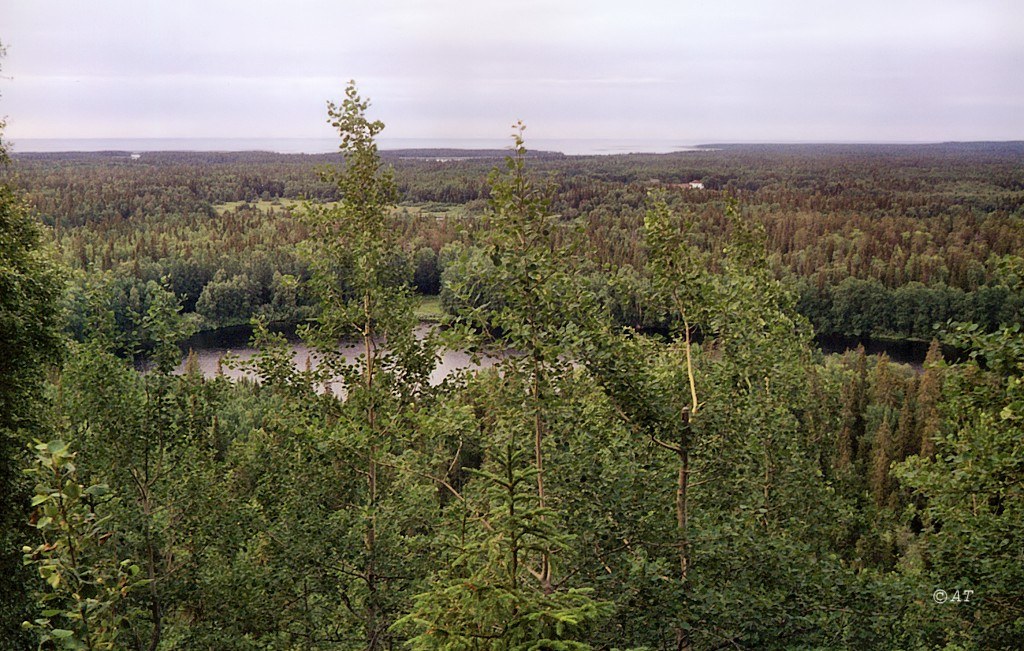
[1,83,1023,649]
[7,140,1023,344]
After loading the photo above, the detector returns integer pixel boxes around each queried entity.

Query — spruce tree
[398,126,610,649]
[916,339,944,458]
[836,346,868,473]
[869,417,894,507]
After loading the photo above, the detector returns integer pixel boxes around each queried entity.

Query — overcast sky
[1,0,1022,144]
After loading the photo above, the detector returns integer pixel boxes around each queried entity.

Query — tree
[397,434,609,650]
[580,194,866,648]
[400,126,610,648]
[634,191,708,648]
[0,40,66,648]
[895,323,1024,648]
[21,440,144,650]
[916,339,944,458]
[413,246,441,295]
[54,312,192,651]
[194,271,261,329]
[836,346,868,474]
[299,82,437,649]
[869,417,894,507]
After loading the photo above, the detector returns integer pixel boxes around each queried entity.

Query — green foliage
[301,82,420,349]
[0,185,63,394]
[21,440,143,650]
[413,247,441,295]
[294,82,439,648]
[444,123,601,350]
[404,126,610,648]
[194,270,261,329]
[142,279,198,373]
[642,190,710,332]
[894,323,1024,648]
[5,80,1021,650]
[398,442,610,650]
[11,139,1024,340]
[580,189,872,648]
[0,70,65,646]
[63,269,197,359]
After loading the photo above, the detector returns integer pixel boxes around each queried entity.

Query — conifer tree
[916,339,944,458]
[397,433,608,649]
[399,126,609,649]
[869,417,894,507]
[895,375,918,462]
[836,346,868,472]
[871,353,901,415]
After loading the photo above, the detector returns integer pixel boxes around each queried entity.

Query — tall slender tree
[916,339,944,458]
[398,126,610,649]
[300,82,436,649]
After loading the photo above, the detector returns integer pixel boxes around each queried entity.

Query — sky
[1,0,1022,145]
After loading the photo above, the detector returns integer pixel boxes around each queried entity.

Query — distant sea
[8,137,705,156]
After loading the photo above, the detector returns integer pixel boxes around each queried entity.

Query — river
[813,333,935,370]
[175,324,938,385]
[175,324,502,389]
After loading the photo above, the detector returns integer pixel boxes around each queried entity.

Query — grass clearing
[415,295,443,322]
[213,198,308,216]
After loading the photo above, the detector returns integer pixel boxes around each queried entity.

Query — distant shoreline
[8,137,1021,157]
[5,137,711,157]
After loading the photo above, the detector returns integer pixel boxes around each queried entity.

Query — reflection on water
[815,334,930,371]
[175,324,501,391]
[813,334,962,372]
[177,324,943,388]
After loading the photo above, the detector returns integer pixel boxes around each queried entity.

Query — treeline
[5,92,1023,649]
[7,141,1024,343]
[797,276,1024,338]
[52,201,468,344]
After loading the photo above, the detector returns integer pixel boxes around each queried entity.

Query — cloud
[2,0,1021,141]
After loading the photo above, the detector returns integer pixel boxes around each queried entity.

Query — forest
[7,134,1024,347]
[1,83,1023,650]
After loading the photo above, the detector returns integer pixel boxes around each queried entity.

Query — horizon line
[7,136,1024,156]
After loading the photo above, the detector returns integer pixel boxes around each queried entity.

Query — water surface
[178,324,938,390]
[177,324,501,391]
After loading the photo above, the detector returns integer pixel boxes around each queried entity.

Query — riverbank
[178,316,946,383]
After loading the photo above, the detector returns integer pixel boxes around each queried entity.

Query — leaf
[83,484,109,497]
